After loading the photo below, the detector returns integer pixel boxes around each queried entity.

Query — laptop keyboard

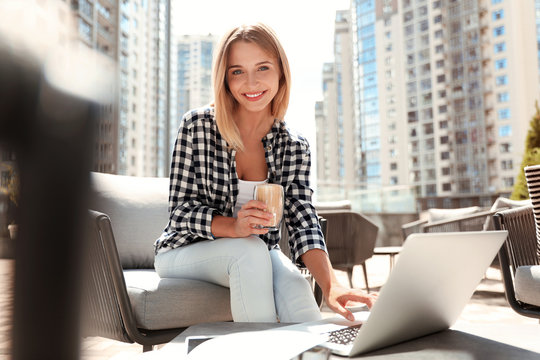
[326,324,363,345]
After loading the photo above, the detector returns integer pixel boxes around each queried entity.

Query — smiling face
[226,41,281,117]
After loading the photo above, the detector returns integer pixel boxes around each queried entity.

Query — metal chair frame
[493,206,540,320]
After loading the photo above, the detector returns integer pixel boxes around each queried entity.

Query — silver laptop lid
[351,230,507,355]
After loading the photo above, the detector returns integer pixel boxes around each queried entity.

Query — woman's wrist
[211,215,238,238]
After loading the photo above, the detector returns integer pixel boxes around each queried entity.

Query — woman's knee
[223,236,272,270]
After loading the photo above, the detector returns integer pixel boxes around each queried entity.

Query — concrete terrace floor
[0,255,539,360]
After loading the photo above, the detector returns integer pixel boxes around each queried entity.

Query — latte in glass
[253,183,284,230]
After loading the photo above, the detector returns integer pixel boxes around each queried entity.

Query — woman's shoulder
[277,121,310,150]
[181,106,216,128]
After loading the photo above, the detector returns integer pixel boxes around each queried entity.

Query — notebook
[280,230,508,357]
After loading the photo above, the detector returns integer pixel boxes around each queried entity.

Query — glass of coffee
[253,183,284,231]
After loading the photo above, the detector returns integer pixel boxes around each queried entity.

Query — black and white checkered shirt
[154,106,326,266]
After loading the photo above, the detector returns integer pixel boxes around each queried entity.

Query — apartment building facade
[316,11,357,195]
[72,0,173,177]
[172,34,217,152]
[317,0,539,211]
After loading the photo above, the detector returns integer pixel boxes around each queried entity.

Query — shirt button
[266,144,272,151]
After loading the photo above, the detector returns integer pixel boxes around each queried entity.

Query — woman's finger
[243,200,267,210]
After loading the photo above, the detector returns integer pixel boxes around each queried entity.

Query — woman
[154,22,376,323]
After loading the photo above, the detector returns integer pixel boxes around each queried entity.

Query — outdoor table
[137,320,540,359]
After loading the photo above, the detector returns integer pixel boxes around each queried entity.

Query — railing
[315,184,417,213]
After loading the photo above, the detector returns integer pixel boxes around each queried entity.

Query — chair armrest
[84,210,178,346]
[401,219,428,241]
[422,209,500,233]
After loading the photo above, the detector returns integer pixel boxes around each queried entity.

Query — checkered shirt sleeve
[279,134,327,266]
[154,109,220,252]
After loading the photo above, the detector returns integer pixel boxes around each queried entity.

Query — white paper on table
[186,329,327,360]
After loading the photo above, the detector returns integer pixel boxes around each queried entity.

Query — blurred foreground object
[0,1,114,359]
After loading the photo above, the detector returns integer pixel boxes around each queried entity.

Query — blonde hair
[212,23,291,151]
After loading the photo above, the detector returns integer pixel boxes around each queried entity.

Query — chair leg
[347,267,354,289]
[361,262,370,293]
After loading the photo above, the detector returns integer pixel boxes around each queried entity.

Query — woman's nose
[247,72,258,87]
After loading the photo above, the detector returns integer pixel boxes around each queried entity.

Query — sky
[173,0,351,146]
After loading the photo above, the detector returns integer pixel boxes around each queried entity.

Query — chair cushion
[90,172,169,268]
[427,206,480,223]
[124,269,233,330]
[515,265,540,307]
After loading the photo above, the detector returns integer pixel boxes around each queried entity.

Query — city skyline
[316,0,540,212]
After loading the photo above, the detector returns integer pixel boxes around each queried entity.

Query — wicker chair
[493,205,540,320]
[82,210,198,351]
[401,208,498,240]
[316,211,378,292]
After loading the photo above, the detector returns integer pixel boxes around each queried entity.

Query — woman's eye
[258,66,269,71]
[231,69,242,75]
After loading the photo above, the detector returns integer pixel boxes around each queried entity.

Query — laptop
[280,230,508,357]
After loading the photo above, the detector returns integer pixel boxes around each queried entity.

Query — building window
[442,183,451,191]
[492,9,504,21]
[492,0,503,4]
[501,159,513,170]
[78,19,92,42]
[437,74,445,83]
[495,75,508,86]
[434,15,442,24]
[500,143,512,153]
[497,92,509,102]
[441,151,450,160]
[494,42,506,53]
[499,125,512,137]
[442,167,451,176]
[498,108,510,120]
[493,26,505,37]
[495,58,507,69]
[390,163,398,170]
[436,59,444,68]
[419,20,429,32]
[390,176,398,185]
[503,177,514,187]
[408,111,418,123]
[404,10,413,22]
[439,105,447,113]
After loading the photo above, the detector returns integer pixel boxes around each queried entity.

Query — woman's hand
[233,200,274,237]
[301,249,378,321]
[325,284,378,321]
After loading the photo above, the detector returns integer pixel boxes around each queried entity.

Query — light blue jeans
[154,236,322,323]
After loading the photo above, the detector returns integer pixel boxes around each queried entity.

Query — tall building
[316,11,356,196]
[317,0,539,211]
[72,0,118,173]
[72,0,173,177]
[172,34,217,151]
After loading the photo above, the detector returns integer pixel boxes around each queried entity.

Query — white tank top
[233,178,268,217]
